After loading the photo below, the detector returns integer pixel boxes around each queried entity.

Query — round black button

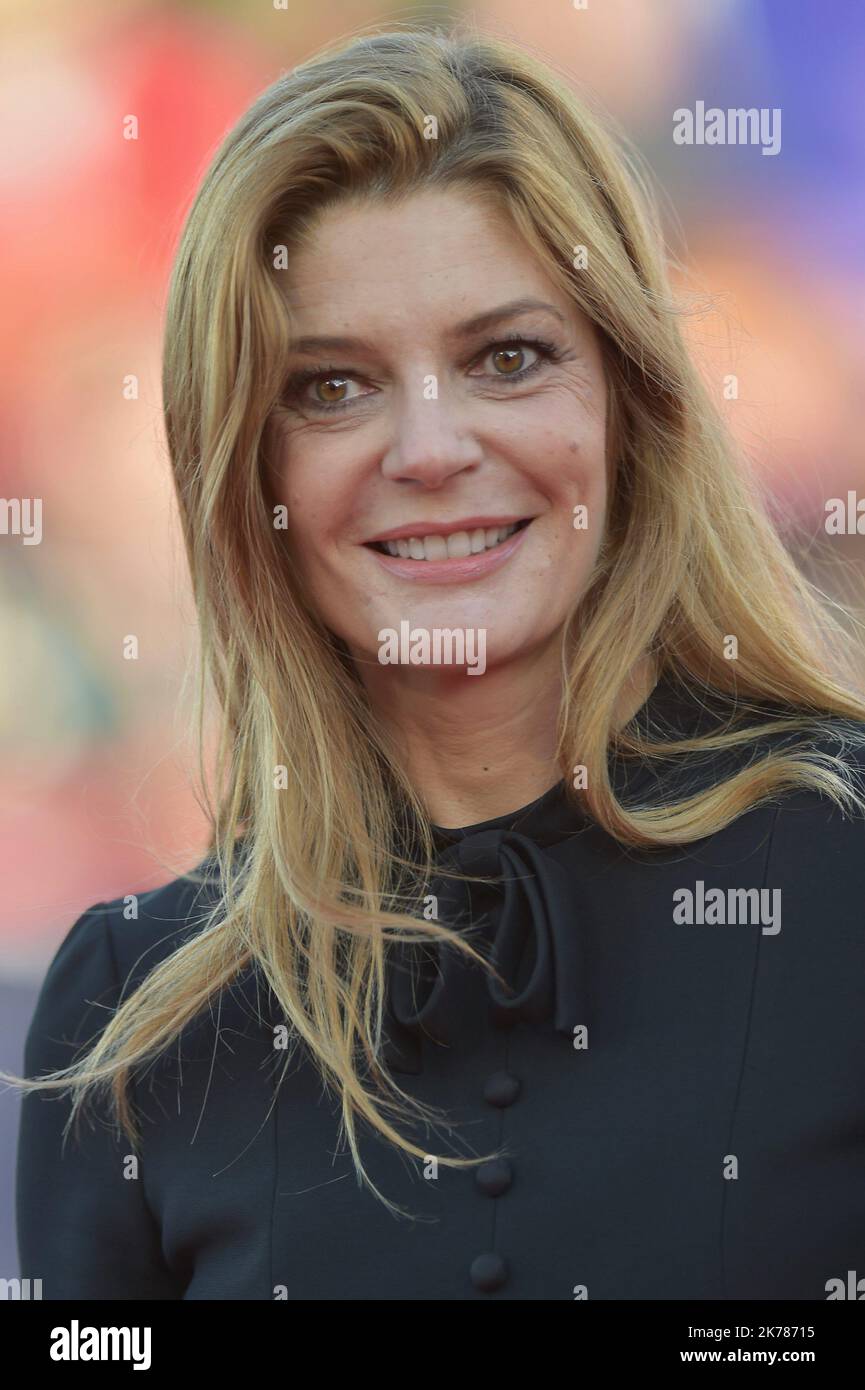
[483,1071,521,1107]
[470,1251,508,1292]
[475,1158,513,1197]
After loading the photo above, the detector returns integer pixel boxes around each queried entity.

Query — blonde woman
[13,25,865,1301]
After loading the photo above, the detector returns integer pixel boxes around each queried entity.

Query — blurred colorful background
[2,0,864,1278]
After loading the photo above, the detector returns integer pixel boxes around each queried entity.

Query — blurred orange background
[1,2,863,974]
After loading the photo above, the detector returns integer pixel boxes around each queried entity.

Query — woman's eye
[309,375,360,406]
[285,337,554,414]
[482,342,540,376]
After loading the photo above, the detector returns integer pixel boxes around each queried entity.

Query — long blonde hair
[10,22,865,1213]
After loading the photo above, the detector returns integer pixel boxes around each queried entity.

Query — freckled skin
[267,186,610,674]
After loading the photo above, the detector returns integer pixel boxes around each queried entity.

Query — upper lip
[364,515,531,544]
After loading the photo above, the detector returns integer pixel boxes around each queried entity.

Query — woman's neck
[361,644,658,831]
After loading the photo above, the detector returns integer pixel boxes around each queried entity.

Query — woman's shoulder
[104,855,229,987]
[25,855,226,1074]
[757,723,865,937]
[766,714,865,819]
[694,685,865,827]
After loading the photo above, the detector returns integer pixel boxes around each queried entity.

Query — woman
[12,24,865,1301]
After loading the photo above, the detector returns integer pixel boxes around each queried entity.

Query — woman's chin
[357,614,558,681]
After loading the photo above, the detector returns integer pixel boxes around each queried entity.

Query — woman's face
[268,186,610,677]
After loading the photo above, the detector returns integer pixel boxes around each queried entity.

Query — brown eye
[467,337,555,387]
[491,346,527,375]
[314,375,350,403]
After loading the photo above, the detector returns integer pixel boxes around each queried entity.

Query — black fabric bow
[382,826,584,1073]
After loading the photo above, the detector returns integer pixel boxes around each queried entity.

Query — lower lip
[364,524,531,585]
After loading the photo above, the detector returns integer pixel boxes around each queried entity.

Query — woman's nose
[380,393,485,487]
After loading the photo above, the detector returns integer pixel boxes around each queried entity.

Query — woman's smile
[363,515,535,584]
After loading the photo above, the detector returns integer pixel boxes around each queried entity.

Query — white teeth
[470,528,486,553]
[424,535,448,561]
[380,522,521,560]
[446,531,472,558]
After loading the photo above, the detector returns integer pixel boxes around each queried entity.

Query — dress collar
[383,666,731,1074]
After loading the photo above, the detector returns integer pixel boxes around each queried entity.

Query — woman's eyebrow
[452,297,568,338]
[287,298,568,356]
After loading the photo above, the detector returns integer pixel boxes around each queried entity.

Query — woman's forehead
[279,196,581,343]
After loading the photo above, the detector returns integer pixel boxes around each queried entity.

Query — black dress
[15,669,865,1299]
